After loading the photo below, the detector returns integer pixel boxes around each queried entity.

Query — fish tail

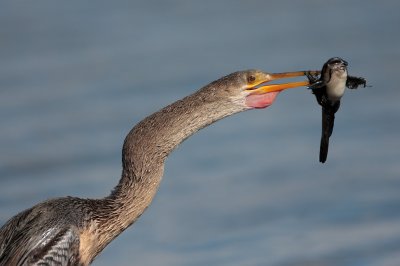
[319,108,335,163]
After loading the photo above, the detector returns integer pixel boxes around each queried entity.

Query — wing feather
[0,207,81,266]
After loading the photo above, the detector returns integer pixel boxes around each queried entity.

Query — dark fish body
[307,57,366,163]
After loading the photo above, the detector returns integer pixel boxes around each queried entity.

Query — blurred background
[1,1,400,265]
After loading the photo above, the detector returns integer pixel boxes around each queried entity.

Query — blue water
[1,1,400,265]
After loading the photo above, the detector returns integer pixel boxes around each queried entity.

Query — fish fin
[346,76,367,89]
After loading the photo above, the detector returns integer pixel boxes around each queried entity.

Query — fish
[307,57,367,163]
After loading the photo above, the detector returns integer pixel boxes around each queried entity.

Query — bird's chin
[245,91,280,109]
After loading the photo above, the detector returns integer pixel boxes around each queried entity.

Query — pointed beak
[246,71,320,94]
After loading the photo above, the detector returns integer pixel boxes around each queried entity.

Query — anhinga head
[207,69,317,109]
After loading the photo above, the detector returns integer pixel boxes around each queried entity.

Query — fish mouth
[328,57,348,71]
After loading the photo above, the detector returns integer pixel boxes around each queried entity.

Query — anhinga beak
[246,71,320,94]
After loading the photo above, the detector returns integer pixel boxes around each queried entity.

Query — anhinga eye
[248,75,256,83]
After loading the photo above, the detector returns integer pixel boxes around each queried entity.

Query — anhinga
[0,69,316,266]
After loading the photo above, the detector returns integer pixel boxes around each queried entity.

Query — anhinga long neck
[94,84,246,254]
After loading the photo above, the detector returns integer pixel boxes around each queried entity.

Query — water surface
[1,1,400,265]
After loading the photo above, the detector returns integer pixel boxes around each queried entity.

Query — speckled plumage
[0,71,253,266]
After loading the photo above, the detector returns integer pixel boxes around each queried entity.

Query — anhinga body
[308,57,366,163]
[0,70,312,266]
